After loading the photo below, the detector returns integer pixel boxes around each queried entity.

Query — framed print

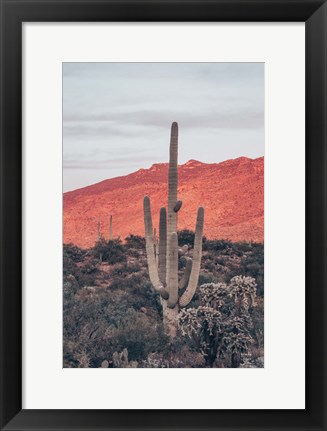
[0,0,326,430]
[62,62,265,370]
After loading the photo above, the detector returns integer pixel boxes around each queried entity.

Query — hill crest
[64,156,264,248]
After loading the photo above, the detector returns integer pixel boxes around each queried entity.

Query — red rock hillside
[63,156,264,248]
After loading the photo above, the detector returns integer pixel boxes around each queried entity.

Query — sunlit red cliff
[63,156,264,248]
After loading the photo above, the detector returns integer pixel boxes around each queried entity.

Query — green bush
[92,238,126,264]
[204,239,231,252]
[111,262,141,276]
[178,229,207,248]
[177,229,195,246]
[106,308,168,361]
[124,234,145,250]
[63,243,86,263]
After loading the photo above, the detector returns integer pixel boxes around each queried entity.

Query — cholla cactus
[229,275,257,310]
[101,360,109,368]
[178,277,258,367]
[220,314,254,367]
[178,306,222,364]
[112,348,138,368]
[199,277,257,311]
[143,123,204,337]
[178,306,223,338]
[199,282,229,309]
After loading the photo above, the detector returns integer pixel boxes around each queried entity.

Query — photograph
[63,62,264,368]
[2,0,327,427]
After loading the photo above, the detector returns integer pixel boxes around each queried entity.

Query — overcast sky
[63,63,264,192]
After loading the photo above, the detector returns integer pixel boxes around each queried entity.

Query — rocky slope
[64,156,264,248]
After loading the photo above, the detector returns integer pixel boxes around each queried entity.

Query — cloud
[63,62,264,190]
[63,156,161,170]
[63,108,263,138]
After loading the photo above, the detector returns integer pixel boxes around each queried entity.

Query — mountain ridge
[64,156,264,248]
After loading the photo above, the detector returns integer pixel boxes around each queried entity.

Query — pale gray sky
[63,63,264,192]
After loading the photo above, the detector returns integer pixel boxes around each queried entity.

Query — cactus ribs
[143,123,204,337]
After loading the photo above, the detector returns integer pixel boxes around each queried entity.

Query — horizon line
[64,154,264,194]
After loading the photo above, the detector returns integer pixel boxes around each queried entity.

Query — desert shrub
[63,252,79,278]
[63,243,86,263]
[63,274,80,300]
[233,241,253,253]
[92,238,126,264]
[202,253,213,262]
[112,262,141,275]
[178,229,207,248]
[198,273,216,285]
[82,262,97,274]
[239,249,264,296]
[109,273,144,291]
[204,239,231,252]
[75,261,98,287]
[124,234,145,250]
[202,260,216,273]
[127,263,142,273]
[178,229,195,246]
[249,297,264,348]
[63,248,80,278]
[142,342,205,368]
[107,276,160,314]
[63,341,91,368]
[92,237,108,262]
[110,264,127,277]
[215,256,226,266]
[63,245,98,288]
[63,284,168,367]
[105,239,126,264]
[106,308,168,361]
[127,248,141,258]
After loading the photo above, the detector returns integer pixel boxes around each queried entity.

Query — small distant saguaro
[109,215,113,240]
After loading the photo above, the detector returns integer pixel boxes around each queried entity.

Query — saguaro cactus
[97,220,104,263]
[143,122,204,337]
[109,215,113,240]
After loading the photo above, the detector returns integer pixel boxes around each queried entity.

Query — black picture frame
[1,0,326,430]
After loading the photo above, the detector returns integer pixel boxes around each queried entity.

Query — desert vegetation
[63,234,263,368]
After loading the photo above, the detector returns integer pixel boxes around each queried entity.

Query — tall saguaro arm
[158,207,167,285]
[143,196,169,300]
[179,207,204,307]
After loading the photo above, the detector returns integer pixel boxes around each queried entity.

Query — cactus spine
[143,122,204,337]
